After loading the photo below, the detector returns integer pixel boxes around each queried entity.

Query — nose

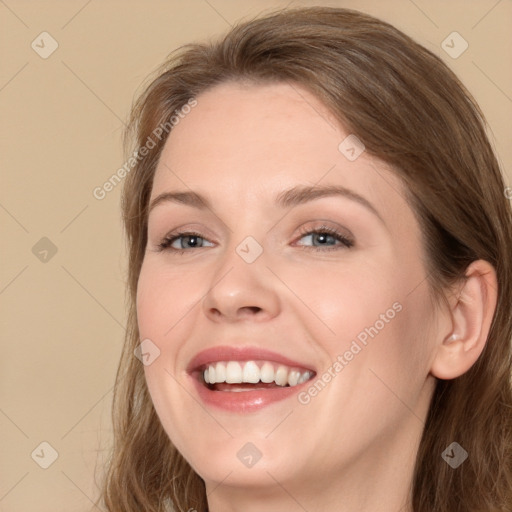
[201,247,281,323]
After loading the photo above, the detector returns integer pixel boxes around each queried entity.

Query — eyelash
[157,225,354,254]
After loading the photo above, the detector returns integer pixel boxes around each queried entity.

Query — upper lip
[187,345,316,373]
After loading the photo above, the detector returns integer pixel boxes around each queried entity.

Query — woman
[97,6,512,512]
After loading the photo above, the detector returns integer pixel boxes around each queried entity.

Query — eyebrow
[148,184,385,224]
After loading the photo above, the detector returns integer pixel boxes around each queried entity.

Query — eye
[156,225,354,254]
[157,231,214,253]
[294,225,354,251]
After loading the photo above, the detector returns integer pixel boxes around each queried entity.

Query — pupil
[316,233,330,245]
[188,236,199,247]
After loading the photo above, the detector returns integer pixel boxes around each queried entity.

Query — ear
[430,259,498,380]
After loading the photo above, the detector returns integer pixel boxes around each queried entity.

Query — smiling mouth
[200,360,315,391]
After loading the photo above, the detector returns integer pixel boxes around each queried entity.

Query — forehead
[157,81,343,175]
[151,81,410,228]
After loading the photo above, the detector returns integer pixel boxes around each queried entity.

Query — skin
[136,81,497,512]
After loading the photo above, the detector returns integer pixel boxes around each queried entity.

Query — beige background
[1,0,511,510]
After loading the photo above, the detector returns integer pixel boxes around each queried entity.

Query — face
[137,81,439,493]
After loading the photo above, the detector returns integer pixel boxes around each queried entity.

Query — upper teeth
[203,360,312,387]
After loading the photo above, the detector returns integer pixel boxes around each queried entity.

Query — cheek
[330,282,436,415]
[136,259,198,340]
[135,260,195,392]
[293,252,434,387]
[136,261,203,447]
[284,254,400,343]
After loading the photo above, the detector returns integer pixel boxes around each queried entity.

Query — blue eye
[157,225,354,253]
[295,227,354,250]
[158,231,214,252]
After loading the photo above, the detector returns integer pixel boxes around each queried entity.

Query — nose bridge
[201,226,280,321]
[215,192,270,269]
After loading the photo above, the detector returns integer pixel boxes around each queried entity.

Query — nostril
[240,306,262,315]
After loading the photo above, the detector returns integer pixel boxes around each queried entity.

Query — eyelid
[157,230,213,252]
[151,222,217,244]
[155,222,354,253]
[293,224,354,250]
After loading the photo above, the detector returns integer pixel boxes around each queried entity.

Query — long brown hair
[96,6,512,511]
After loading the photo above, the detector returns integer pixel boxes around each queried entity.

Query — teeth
[215,362,226,383]
[208,365,215,384]
[202,360,312,388]
[297,372,310,384]
[226,361,243,383]
[275,366,288,386]
[242,360,260,383]
[260,362,274,383]
[288,370,301,387]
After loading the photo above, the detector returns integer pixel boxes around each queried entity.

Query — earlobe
[429,260,498,380]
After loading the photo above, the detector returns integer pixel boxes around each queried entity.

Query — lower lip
[190,374,311,412]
